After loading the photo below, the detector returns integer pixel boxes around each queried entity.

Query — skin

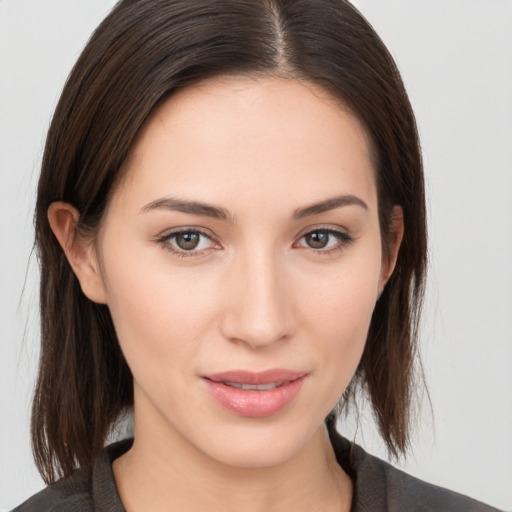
[49,76,403,512]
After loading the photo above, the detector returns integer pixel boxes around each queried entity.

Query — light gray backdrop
[1,1,511,510]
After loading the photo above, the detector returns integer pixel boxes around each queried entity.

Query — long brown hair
[33,0,427,483]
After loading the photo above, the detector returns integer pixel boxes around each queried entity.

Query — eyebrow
[140,194,367,222]
[140,197,234,222]
[292,194,368,219]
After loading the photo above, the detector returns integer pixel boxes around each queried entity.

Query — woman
[12,0,501,511]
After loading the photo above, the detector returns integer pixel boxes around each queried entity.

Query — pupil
[176,232,200,250]
[306,231,328,249]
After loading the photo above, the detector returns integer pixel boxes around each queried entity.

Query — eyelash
[156,227,354,258]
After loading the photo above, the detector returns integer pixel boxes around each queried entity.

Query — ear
[47,202,108,304]
[378,205,404,295]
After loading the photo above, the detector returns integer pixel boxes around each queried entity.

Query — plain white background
[1,1,511,510]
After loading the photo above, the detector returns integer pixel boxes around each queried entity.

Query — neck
[113,399,352,512]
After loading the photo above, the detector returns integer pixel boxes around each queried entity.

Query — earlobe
[47,202,108,304]
[378,205,404,294]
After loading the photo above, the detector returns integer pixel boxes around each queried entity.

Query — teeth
[224,381,284,390]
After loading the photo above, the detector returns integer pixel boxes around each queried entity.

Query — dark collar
[92,437,132,512]
[327,422,389,512]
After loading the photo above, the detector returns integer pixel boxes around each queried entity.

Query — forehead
[116,76,377,213]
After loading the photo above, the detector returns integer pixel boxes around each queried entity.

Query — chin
[186,412,325,470]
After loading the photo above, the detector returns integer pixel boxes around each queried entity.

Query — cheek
[297,249,381,381]
[100,241,220,380]
[301,248,380,326]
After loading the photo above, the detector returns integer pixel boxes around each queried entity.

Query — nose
[219,248,295,349]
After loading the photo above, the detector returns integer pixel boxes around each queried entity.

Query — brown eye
[304,231,330,249]
[175,232,201,250]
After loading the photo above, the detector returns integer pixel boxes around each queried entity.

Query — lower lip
[203,376,307,418]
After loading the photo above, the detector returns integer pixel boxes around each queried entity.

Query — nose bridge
[221,244,294,348]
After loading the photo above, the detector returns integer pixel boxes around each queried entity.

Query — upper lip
[202,369,307,385]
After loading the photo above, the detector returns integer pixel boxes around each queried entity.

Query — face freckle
[95,76,388,468]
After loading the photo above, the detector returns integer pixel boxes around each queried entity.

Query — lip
[201,369,308,418]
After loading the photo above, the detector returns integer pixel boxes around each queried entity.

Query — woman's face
[90,77,397,467]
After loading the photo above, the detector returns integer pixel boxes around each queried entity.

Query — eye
[295,228,353,253]
[157,228,218,256]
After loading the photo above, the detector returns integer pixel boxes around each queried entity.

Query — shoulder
[328,426,502,512]
[374,457,501,512]
[11,470,94,512]
[11,438,131,512]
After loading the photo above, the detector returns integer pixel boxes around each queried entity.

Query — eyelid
[294,223,353,241]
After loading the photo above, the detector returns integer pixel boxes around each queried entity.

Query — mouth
[201,369,308,418]
[220,381,286,390]
[203,369,306,385]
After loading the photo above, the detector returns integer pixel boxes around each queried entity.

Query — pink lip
[201,369,308,418]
